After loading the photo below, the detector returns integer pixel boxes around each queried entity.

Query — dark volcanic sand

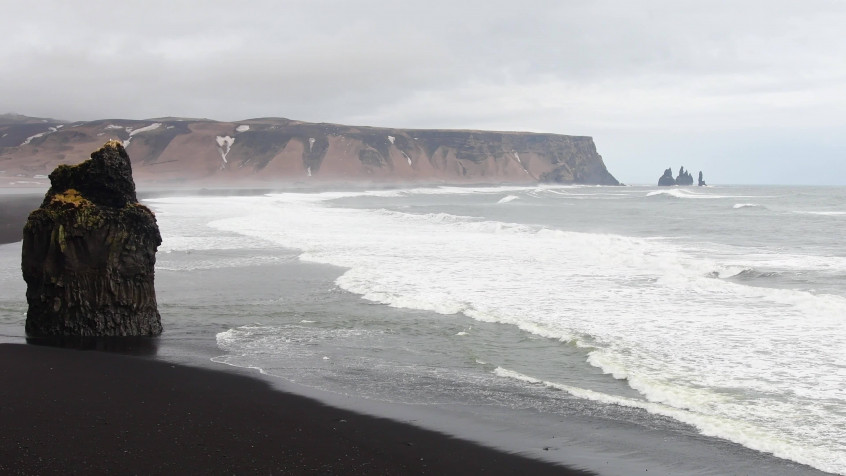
[0,344,593,475]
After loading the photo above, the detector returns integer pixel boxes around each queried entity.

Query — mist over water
[143,185,845,475]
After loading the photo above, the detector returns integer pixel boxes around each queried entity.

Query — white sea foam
[733,203,761,209]
[497,195,519,204]
[646,188,714,198]
[646,189,754,199]
[156,253,291,271]
[798,211,846,216]
[356,185,536,197]
[731,251,846,274]
[145,196,285,254]
[494,367,844,475]
[151,188,846,475]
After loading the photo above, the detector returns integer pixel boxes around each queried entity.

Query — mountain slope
[0,116,619,187]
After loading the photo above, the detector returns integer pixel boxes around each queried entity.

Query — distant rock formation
[698,171,707,186]
[658,166,703,186]
[658,168,676,186]
[21,141,162,336]
[676,167,694,186]
[0,115,620,186]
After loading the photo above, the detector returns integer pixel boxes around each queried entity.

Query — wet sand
[2,189,829,476]
[0,343,593,475]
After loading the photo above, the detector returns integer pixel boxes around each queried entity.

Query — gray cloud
[2,0,845,183]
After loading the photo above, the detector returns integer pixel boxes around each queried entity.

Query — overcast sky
[3,0,845,184]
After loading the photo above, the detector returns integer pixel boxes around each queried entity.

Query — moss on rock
[22,141,162,337]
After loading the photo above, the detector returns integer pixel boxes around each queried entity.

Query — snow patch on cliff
[123,122,162,147]
[21,127,58,145]
[388,135,395,144]
[216,136,235,164]
[512,151,529,174]
[236,125,250,132]
[132,123,161,135]
[308,137,315,151]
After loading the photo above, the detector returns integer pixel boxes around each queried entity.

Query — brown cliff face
[22,141,162,337]
[0,116,620,187]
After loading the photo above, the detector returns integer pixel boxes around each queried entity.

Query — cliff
[21,141,162,336]
[0,116,619,186]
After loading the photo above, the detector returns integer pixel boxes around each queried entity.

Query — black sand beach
[0,192,590,474]
[2,190,835,476]
[0,344,592,475]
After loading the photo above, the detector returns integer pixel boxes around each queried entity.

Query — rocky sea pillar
[22,141,162,336]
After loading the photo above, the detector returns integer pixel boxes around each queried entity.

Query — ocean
[1,184,843,475]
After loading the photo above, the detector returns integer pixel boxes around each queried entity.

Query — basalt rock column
[22,140,162,336]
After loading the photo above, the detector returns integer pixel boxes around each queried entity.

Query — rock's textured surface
[22,141,162,336]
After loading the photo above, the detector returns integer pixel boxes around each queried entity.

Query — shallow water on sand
[146,185,845,475]
[1,185,842,475]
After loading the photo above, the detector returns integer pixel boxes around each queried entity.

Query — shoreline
[0,343,591,475]
[1,190,838,476]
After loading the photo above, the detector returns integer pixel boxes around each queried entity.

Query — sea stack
[675,166,694,185]
[658,166,702,186]
[658,167,676,186]
[21,141,162,336]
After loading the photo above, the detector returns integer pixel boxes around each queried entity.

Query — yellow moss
[50,188,89,207]
[103,139,123,150]
[57,224,67,253]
